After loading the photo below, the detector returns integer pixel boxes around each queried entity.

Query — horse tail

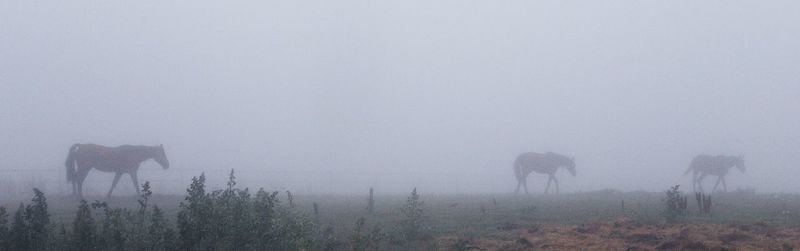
[65,144,80,182]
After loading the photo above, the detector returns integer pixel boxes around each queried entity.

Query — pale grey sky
[1,1,799,195]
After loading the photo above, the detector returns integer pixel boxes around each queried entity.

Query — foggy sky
[2,1,799,195]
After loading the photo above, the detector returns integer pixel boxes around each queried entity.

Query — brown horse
[65,144,169,197]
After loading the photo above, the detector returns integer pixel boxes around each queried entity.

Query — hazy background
[1,1,799,196]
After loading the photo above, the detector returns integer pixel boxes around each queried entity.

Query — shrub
[177,173,211,249]
[0,207,8,248]
[399,187,426,241]
[6,189,52,250]
[0,171,314,251]
[349,217,386,251]
[26,188,50,250]
[317,223,340,251]
[71,200,96,250]
[147,205,176,250]
[176,169,313,250]
[663,185,688,223]
[9,203,29,250]
[350,217,367,250]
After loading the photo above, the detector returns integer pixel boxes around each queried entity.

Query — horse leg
[691,171,698,192]
[77,178,85,198]
[545,177,552,194]
[522,178,529,194]
[712,176,722,193]
[722,176,728,192]
[553,176,560,194]
[515,178,522,194]
[129,172,140,195]
[107,172,122,198]
[697,173,707,193]
[76,170,89,198]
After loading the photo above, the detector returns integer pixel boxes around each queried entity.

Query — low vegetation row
[0,170,430,251]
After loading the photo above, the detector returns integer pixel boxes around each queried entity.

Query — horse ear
[159,144,164,149]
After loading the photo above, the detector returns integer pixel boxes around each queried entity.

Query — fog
[2,1,799,196]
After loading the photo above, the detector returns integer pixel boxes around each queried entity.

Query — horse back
[690,154,731,173]
[515,152,544,165]
[516,152,562,170]
[690,155,714,166]
[75,144,116,155]
[74,144,145,166]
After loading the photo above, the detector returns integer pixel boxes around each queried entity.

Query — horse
[65,144,169,198]
[513,152,576,194]
[684,155,745,193]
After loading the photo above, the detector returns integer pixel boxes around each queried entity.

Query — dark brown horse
[65,144,169,197]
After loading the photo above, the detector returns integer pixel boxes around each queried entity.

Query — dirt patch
[626,233,660,244]
[437,218,800,250]
[498,222,520,231]
[719,231,751,244]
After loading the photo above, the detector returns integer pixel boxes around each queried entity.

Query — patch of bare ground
[437,218,800,250]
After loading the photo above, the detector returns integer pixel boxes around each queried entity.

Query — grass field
[7,185,800,250]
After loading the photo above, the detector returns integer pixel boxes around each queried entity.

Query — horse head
[153,144,170,169]
[566,156,576,177]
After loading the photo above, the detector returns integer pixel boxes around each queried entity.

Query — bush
[71,200,96,250]
[5,188,51,250]
[399,187,427,241]
[177,170,313,250]
[0,207,7,248]
[0,170,315,251]
[349,217,386,251]
[317,223,341,251]
[663,185,688,223]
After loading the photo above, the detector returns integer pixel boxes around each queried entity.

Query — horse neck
[128,146,157,162]
[547,154,570,168]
